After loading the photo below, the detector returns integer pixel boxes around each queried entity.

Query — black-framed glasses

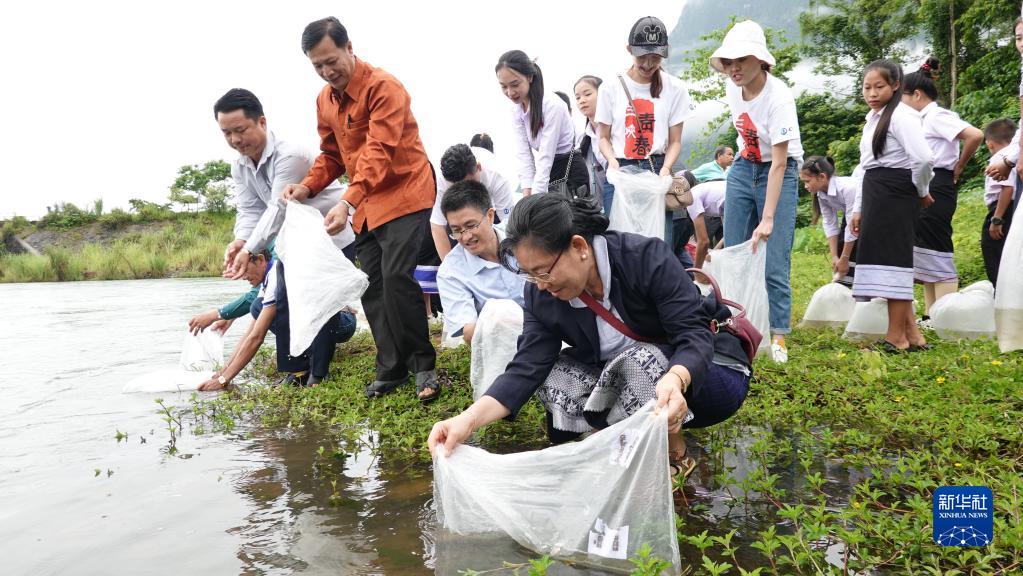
[448,221,482,240]
[517,249,565,284]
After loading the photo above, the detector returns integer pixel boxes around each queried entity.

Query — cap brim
[629,45,668,58]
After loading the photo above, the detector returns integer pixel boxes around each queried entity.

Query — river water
[1,278,865,575]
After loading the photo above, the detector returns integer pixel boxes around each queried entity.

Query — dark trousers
[981,201,1015,286]
[251,261,358,378]
[355,209,437,380]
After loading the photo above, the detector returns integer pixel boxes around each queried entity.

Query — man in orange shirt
[283,17,439,402]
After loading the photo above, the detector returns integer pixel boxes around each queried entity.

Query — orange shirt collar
[331,57,367,105]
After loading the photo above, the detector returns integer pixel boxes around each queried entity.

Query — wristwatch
[1004,156,1017,169]
[992,217,1005,226]
[218,374,228,386]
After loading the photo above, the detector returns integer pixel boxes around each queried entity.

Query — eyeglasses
[448,221,482,240]
[518,249,565,284]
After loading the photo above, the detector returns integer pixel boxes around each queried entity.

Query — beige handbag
[617,74,693,210]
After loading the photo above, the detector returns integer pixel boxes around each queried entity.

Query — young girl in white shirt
[495,50,588,198]
[800,156,861,287]
[852,59,935,353]
[901,57,983,321]
[710,20,803,363]
[574,75,610,212]
[595,16,695,242]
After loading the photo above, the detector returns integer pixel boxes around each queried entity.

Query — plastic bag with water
[606,167,670,241]
[700,239,770,356]
[275,201,369,356]
[843,298,890,341]
[468,299,523,401]
[123,329,223,393]
[801,282,856,329]
[433,400,680,574]
[995,216,1023,352]
[930,281,996,340]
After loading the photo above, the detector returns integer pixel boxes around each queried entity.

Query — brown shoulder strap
[577,291,664,344]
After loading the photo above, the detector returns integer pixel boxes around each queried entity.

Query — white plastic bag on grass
[179,328,223,371]
[843,298,889,341]
[801,283,856,328]
[930,281,995,340]
[700,239,770,356]
[995,218,1023,352]
[606,167,670,240]
[433,400,680,574]
[275,201,369,356]
[469,299,524,401]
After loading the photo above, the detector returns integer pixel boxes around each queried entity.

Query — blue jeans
[615,155,674,247]
[723,157,798,334]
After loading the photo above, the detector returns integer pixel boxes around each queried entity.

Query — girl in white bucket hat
[710,20,804,363]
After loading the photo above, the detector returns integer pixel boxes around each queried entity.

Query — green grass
[0,212,233,282]
[185,188,1021,574]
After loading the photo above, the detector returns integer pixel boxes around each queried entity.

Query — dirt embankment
[20,222,170,253]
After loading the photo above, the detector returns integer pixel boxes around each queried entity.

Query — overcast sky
[1,1,695,219]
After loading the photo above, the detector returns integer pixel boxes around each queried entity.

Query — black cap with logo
[629,16,669,58]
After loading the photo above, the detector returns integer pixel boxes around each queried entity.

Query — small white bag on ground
[801,282,856,328]
[995,217,1023,352]
[433,401,680,574]
[843,298,889,341]
[606,167,670,241]
[930,281,996,340]
[469,299,524,401]
[275,201,369,356]
[700,240,770,356]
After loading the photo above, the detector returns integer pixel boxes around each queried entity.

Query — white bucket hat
[709,20,776,73]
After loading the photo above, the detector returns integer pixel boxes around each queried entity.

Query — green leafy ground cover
[186,189,1021,574]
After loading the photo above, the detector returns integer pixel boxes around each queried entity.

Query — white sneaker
[770,341,788,363]
[917,317,934,330]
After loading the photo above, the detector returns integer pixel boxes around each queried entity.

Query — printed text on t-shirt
[625,99,656,159]
[736,112,761,162]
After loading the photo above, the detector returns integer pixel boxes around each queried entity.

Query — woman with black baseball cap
[595,16,696,244]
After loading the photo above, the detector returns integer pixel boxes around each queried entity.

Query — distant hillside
[666,0,810,74]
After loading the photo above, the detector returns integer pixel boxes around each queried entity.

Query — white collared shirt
[568,235,636,361]
[686,180,727,220]
[582,121,607,168]
[858,103,934,197]
[233,131,355,253]
[511,92,576,193]
[919,102,970,171]
[985,154,1017,206]
[431,147,515,226]
[817,176,861,242]
[436,226,526,336]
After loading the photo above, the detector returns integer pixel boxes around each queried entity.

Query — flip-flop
[873,340,908,354]
[415,371,441,404]
[669,456,697,493]
[365,378,405,399]
[908,343,932,352]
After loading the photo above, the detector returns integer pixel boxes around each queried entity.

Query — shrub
[98,208,134,230]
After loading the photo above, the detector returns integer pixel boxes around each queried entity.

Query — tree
[169,160,232,212]
[799,0,920,86]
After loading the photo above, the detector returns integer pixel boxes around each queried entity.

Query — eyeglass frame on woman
[517,248,565,284]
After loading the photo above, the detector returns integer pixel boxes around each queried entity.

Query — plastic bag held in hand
[700,239,770,356]
[995,216,1023,351]
[179,328,224,371]
[606,167,671,241]
[275,201,369,356]
[433,400,680,574]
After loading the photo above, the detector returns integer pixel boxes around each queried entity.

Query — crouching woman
[427,194,751,477]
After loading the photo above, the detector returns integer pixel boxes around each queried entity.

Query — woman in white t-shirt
[900,58,983,321]
[710,20,803,363]
[574,75,610,211]
[596,15,696,243]
[495,50,589,199]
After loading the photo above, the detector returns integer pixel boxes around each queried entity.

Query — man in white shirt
[431,144,515,260]
[215,89,355,278]
[436,180,526,399]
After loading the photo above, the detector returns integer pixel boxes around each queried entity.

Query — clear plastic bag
[122,368,214,393]
[179,328,223,371]
[606,167,670,241]
[468,299,523,401]
[433,400,680,575]
[843,298,890,341]
[930,281,996,340]
[700,239,770,356]
[995,216,1023,352]
[801,282,856,329]
[275,201,369,356]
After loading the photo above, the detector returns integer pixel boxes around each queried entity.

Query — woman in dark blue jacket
[428,194,751,476]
